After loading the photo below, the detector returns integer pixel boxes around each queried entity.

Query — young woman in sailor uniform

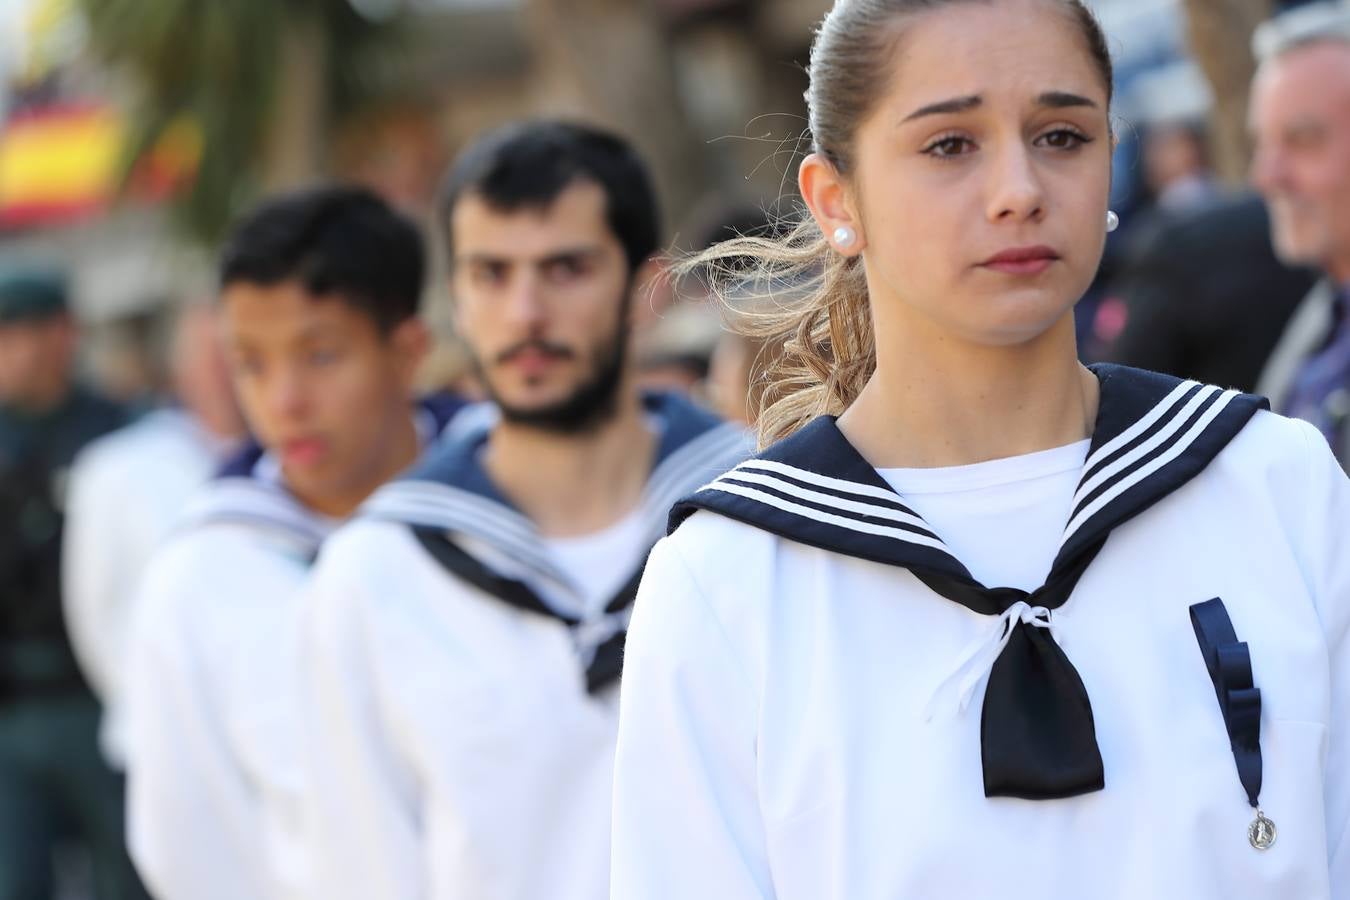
[123,187,460,900]
[611,1,1350,898]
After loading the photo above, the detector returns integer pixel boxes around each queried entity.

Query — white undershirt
[878,439,1090,591]
[541,507,652,619]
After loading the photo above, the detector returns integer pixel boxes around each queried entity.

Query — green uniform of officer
[0,270,148,899]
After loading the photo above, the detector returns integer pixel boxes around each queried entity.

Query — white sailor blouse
[302,392,751,900]
[125,396,463,900]
[611,365,1350,899]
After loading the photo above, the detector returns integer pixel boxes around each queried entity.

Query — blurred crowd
[4,0,1350,898]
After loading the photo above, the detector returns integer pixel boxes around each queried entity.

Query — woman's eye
[924,136,975,158]
[1037,129,1090,150]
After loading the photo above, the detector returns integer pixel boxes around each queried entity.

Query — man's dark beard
[476,321,630,435]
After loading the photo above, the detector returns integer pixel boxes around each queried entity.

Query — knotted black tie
[912,536,1108,800]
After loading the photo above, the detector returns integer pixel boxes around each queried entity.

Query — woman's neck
[838,312,1098,469]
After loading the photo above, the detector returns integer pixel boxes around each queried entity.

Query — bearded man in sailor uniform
[299,120,749,900]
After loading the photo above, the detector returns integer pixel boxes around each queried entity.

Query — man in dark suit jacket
[1096,191,1313,392]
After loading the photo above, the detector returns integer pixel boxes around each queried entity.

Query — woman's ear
[799,152,866,256]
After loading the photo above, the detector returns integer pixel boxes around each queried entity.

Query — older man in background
[1252,1,1350,466]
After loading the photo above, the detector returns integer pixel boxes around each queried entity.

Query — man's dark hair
[438,120,661,274]
[219,185,425,334]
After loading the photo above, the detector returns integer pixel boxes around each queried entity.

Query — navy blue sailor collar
[182,393,466,563]
[672,364,1267,581]
[362,391,751,694]
[364,390,752,589]
[669,364,1269,800]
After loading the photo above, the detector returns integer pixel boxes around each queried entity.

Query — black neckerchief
[669,364,1268,800]
[362,392,752,694]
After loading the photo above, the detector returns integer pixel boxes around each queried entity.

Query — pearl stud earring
[1106,210,1120,233]
[833,225,856,248]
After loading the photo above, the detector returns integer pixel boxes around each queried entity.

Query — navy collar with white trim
[670,364,1268,799]
[362,391,752,692]
[182,393,466,563]
[673,364,1264,581]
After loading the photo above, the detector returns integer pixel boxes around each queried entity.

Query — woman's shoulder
[1217,407,1331,484]
[661,508,783,583]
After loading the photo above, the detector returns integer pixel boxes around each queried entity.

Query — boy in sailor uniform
[300,121,749,900]
[123,187,462,900]
[612,1,1350,898]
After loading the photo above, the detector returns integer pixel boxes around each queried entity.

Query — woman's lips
[980,246,1060,276]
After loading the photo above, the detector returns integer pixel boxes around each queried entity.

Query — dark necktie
[1285,288,1350,456]
[912,535,1108,799]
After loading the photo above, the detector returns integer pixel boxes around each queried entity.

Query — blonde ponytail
[679,213,874,448]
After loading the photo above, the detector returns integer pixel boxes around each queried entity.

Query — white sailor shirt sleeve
[1295,422,1350,895]
[301,538,424,900]
[611,532,774,900]
[124,551,271,900]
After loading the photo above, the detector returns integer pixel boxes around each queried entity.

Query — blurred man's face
[220,281,425,514]
[0,316,74,412]
[1251,41,1350,278]
[450,180,634,433]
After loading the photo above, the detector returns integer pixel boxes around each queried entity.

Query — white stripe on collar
[672,368,1266,581]
[1078,379,1197,481]
[363,413,751,598]
[711,465,935,535]
[1072,381,1218,510]
[182,478,335,556]
[703,480,952,553]
[1061,387,1239,545]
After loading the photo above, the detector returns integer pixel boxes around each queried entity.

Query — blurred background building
[0,0,1280,397]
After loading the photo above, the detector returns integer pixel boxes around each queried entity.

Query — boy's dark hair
[219,185,425,334]
[439,120,660,275]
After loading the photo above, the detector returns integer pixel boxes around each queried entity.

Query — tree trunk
[524,0,713,231]
[262,10,329,191]
[1180,0,1273,185]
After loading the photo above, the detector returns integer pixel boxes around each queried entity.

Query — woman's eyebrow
[902,95,982,123]
[901,90,1099,124]
[1037,91,1098,110]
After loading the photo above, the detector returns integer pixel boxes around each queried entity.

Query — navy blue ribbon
[1189,598,1263,809]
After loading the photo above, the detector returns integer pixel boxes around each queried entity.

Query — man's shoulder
[316,517,426,578]
[74,410,201,478]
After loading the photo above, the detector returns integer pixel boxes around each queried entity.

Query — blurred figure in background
[62,302,246,773]
[684,204,789,426]
[633,298,722,399]
[123,187,460,900]
[301,121,747,900]
[1093,53,1311,389]
[1251,4,1350,466]
[1095,193,1312,390]
[0,269,146,900]
[1140,119,1217,216]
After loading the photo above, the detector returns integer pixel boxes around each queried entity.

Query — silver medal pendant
[1248,809,1277,851]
